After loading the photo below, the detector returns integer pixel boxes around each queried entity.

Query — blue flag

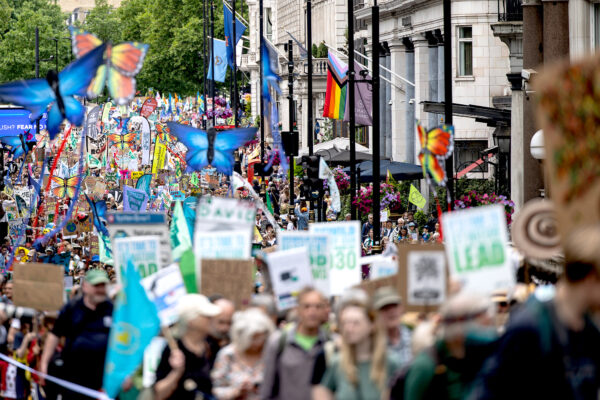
[136,173,152,197]
[207,39,228,83]
[103,259,160,398]
[223,3,246,68]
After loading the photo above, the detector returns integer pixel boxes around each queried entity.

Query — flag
[167,93,173,114]
[343,61,373,126]
[318,157,341,213]
[223,3,247,68]
[409,184,427,209]
[266,191,274,215]
[99,232,113,264]
[178,249,197,293]
[286,31,308,59]
[170,201,192,261]
[323,51,348,120]
[207,39,228,83]
[102,259,160,398]
[136,174,152,197]
[386,169,398,186]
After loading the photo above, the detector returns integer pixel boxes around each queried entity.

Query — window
[593,4,600,50]
[458,27,473,76]
[455,140,489,173]
[265,8,273,42]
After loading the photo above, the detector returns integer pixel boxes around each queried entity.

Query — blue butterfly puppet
[0,131,36,159]
[166,122,257,176]
[0,43,107,139]
[85,194,109,237]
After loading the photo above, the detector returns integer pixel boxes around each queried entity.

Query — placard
[113,235,160,283]
[278,231,330,296]
[200,259,254,310]
[309,221,361,295]
[142,265,187,327]
[13,263,64,311]
[267,248,313,310]
[107,212,172,269]
[361,254,398,279]
[442,205,514,294]
[194,231,251,259]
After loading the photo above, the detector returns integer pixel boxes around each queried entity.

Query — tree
[0,0,71,82]
[79,0,122,43]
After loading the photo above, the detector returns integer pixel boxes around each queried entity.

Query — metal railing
[296,58,329,75]
[498,0,523,22]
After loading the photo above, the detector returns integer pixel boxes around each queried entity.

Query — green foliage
[79,0,122,42]
[0,0,72,82]
[413,210,427,228]
[456,178,495,198]
[294,163,304,177]
[316,41,328,58]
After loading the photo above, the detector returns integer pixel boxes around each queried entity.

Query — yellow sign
[132,171,145,180]
[152,142,167,174]
[409,184,427,209]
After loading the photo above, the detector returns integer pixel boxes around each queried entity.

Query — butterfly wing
[0,79,53,122]
[68,26,103,59]
[87,64,108,99]
[58,42,107,98]
[123,132,137,144]
[0,136,24,158]
[52,186,66,198]
[419,153,447,186]
[425,125,454,158]
[66,176,80,198]
[211,128,258,175]
[417,123,427,151]
[166,122,209,171]
[110,42,148,77]
[107,69,135,106]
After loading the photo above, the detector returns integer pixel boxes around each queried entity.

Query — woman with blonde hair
[313,300,400,400]
[211,308,275,399]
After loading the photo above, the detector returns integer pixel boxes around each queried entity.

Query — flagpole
[232,0,239,128]
[210,0,216,127]
[259,0,265,163]
[307,0,313,156]
[372,0,381,252]
[348,0,356,221]
[203,0,208,130]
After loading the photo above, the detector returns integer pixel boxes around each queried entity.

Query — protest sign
[86,105,102,140]
[398,245,446,308]
[123,186,149,211]
[362,254,398,279]
[13,263,63,311]
[4,203,18,221]
[8,218,26,241]
[94,181,107,198]
[278,231,330,296]
[107,212,172,269]
[310,221,361,295]
[90,235,100,255]
[142,264,187,326]
[172,191,185,201]
[152,142,167,173]
[140,98,158,118]
[442,205,514,294]
[200,259,254,310]
[195,231,251,259]
[132,171,145,180]
[267,248,313,310]
[113,235,160,282]
[143,337,167,388]
[62,221,78,237]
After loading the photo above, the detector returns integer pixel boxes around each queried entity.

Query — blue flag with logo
[207,39,228,83]
[103,259,160,398]
[223,4,246,68]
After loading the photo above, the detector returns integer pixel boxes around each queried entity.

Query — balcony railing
[498,0,523,22]
[295,58,329,76]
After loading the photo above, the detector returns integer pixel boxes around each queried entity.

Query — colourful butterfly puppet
[417,122,454,207]
[109,132,137,151]
[69,26,149,105]
[167,123,257,176]
[51,174,80,199]
[0,43,107,138]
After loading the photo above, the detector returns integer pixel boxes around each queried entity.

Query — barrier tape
[0,352,111,400]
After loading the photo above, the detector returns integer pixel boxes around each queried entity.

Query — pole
[210,0,216,127]
[35,27,40,137]
[203,0,207,130]
[288,39,294,208]
[443,0,454,206]
[232,0,239,127]
[259,0,265,163]
[307,0,313,156]
[372,2,381,251]
[348,0,357,220]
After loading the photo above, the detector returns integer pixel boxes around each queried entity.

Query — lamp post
[493,128,511,197]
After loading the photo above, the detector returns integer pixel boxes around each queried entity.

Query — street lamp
[530,129,544,160]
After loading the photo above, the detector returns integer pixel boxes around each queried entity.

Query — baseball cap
[372,286,402,310]
[85,269,110,286]
[177,294,221,318]
[91,255,100,262]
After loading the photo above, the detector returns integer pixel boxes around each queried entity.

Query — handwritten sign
[442,205,514,294]
[279,232,330,296]
[310,221,361,295]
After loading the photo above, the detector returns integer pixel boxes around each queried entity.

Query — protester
[260,287,329,400]
[313,299,399,400]
[39,269,113,400]
[361,214,374,241]
[211,308,275,399]
[154,294,220,400]
[294,202,309,231]
[207,297,236,368]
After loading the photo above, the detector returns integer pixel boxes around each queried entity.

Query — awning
[343,159,423,182]
[422,101,511,127]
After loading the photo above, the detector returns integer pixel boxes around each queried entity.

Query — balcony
[295,58,329,76]
[498,0,523,22]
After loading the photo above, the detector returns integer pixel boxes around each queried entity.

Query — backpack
[389,345,448,400]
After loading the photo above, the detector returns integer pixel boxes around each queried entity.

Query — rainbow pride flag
[323,51,348,120]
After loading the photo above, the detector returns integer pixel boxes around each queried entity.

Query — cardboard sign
[442,205,514,294]
[13,263,64,311]
[132,171,145,180]
[402,246,446,307]
[107,212,172,269]
[536,54,600,241]
[310,221,361,295]
[278,231,330,296]
[113,235,161,283]
[90,235,100,256]
[267,248,313,310]
[354,275,398,298]
[142,265,187,327]
[200,259,254,310]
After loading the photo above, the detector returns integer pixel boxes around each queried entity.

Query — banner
[207,39,228,83]
[343,61,373,126]
[409,184,426,209]
[123,186,149,212]
[223,3,247,68]
[0,108,48,137]
[318,157,341,213]
[152,141,167,173]
[86,105,102,140]
[140,98,158,118]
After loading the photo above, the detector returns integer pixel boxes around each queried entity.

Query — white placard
[310,221,361,295]
[267,247,313,310]
[278,232,330,296]
[195,231,252,260]
[407,250,446,306]
[113,235,160,283]
[143,337,167,388]
[362,254,398,279]
[142,264,187,327]
[442,204,515,294]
